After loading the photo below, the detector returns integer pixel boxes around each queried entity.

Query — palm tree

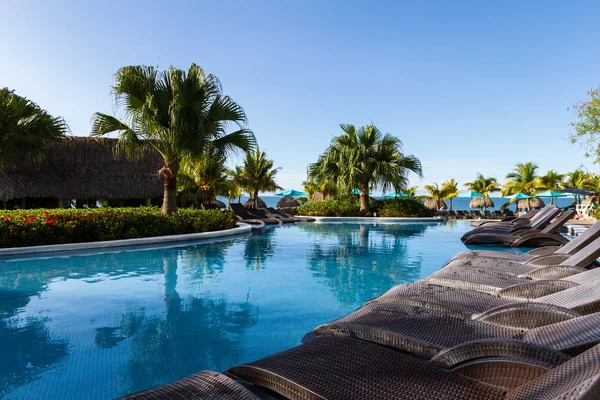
[442,179,459,211]
[178,146,229,205]
[422,183,447,210]
[225,166,244,207]
[404,186,419,199]
[564,170,588,189]
[91,64,255,214]
[309,124,422,214]
[540,170,565,191]
[0,88,69,167]
[464,173,501,212]
[238,148,282,207]
[502,162,542,210]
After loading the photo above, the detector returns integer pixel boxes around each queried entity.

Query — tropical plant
[569,86,600,161]
[564,170,589,189]
[302,176,338,200]
[540,170,565,190]
[238,148,282,207]
[464,173,501,211]
[442,179,459,211]
[422,183,447,210]
[91,64,255,214]
[502,162,542,196]
[308,123,422,214]
[178,146,229,206]
[0,88,69,167]
[404,186,419,199]
[225,166,244,207]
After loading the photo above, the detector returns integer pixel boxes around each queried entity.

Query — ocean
[218,196,576,211]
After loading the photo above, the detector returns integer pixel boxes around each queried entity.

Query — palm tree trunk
[253,189,259,208]
[449,198,453,211]
[161,158,179,215]
[359,183,370,215]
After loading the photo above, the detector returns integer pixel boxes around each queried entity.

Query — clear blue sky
[2,1,599,194]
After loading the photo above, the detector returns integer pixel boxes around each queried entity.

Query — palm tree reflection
[301,223,429,306]
[243,227,277,270]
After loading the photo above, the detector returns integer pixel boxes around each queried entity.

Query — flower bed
[0,208,237,248]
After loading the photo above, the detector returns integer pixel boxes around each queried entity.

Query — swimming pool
[0,221,514,399]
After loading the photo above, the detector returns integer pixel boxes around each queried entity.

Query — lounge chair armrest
[501,216,517,221]
[497,280,578,299]
[524,253,571,266]
[430,338,571,370]
[473,302,580,329]
[524,246,562,257]
[511,232,569,247]
[234,215,244,222]
[519,265,586,280]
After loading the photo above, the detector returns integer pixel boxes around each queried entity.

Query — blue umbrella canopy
[276,189,308,197]
[351,188,372,195]
[505,193,533,199]
[456,190,485,198]
[384,192,409,198]
[535,190,568,198]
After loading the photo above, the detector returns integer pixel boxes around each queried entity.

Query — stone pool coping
[299,216,445,223]
[0,223,253,258]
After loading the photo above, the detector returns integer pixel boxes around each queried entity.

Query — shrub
[0,207,237,248]
[297,200,361,217]
[378,199,433,217]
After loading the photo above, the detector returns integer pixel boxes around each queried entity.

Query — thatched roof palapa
[277,196,300,208]
[0,136,164,201]
[244,197,267,209]
[424,199,446,210]
[518,197,545,210]
[470,197,495,209]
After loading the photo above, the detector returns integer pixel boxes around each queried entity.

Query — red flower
[46,219,56,225]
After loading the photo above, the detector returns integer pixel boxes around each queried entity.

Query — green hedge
[297,198,433,218]
[0,207,237,248]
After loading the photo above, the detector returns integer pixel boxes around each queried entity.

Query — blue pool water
[0,221,515,399]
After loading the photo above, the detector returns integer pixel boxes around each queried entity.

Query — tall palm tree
[464,173,501,212]
[422,183,447,210]
[238,148,282,207]
[226,166,244,207]
[442,179,459,211]
[91,64,255,214]
[309,124,422,214]
[178,146,229,205]
[540,170,565,191]
[502,162,542,210]
[0,88,69,167]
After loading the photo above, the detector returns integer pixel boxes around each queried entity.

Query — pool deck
[0,223,253,259]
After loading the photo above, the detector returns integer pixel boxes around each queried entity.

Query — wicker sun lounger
[470,208,539,228]
[445,233,600,276]
[229,203,276,226]
[255,208,295,223]
[267,207,315,223]
[462,206,560,238]
[467,207,552,231]
[226,336,600,399]
[369,279,600,317]
[462,210,573,247]
[308,301,600,359]
[119,370,261,400]
[451,221,600,263]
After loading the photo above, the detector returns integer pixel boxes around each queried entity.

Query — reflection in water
[243,228,277,270]
[300,223,430,305]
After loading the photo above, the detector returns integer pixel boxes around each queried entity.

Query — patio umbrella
[276,189,308,197]
[535,190,568,205]
[383,192,409,198]
[351,188,372,195]
[504,193,534,211]
[456,190,486,212]
[455,190,484,198]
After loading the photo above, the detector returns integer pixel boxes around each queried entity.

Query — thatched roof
[518,197,545,209]
[277,196,300,208]
[0,136,163,201]
[470,197,495,209]
[244,197,267,208]
[424,199,446,210]
[310,192,325,202]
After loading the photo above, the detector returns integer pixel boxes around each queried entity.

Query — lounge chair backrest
[529,207,561,230]
[559,235,600,267]
[230,203,254,219]
[527,205,555,224]
[540,210,576,234]
[524,312,600,353]
[506,343,600,400]
[248,208,269,219]
[564,268,600,284]
[536,279,600,310]
[557,221,600,254]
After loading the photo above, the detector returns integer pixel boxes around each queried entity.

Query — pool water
[0,221,515,399]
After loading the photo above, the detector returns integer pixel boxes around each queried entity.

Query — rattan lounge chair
[307,301,600,359]
[267,207,315,223]
[119,370,261,399]
[462,209,573,247]
[256,208,295,223]
[230,203,278,226]
[447,223,600,275]
[451,221,600,263]
[226,336,600,399]
[469,208,544,228]
[462,206,560,240]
